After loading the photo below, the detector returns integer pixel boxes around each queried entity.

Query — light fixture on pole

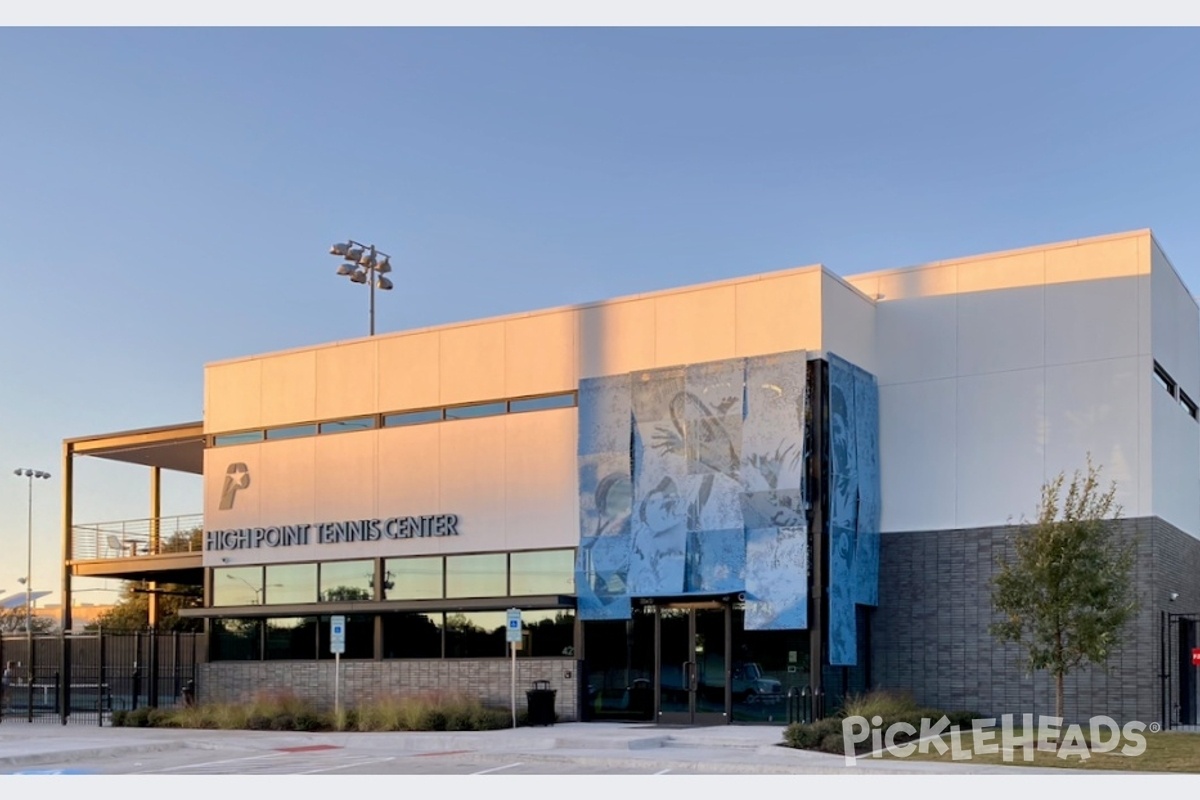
[329,239,394,336]
[13,468,50,649]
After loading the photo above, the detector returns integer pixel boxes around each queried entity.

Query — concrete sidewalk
[0,720,1067,774]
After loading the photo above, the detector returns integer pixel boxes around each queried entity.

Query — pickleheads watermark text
[841,713,1151,765]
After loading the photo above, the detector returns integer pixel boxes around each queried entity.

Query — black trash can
[526,680,556,726]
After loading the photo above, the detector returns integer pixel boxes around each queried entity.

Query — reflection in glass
[446,554,506,598]
[266,424,318,440]
[521,610,575,657]
[320,560,375,602]
[385,556,443,600]
[509,393,576,413]
[510,550,575,596]
[266,617,317,660]
[213,567,263,606]
[320,417,376,434]
[383,409,443,427]
[213,431,264,447]
[265,563,318,605]
[444,401,506,420]
[212,618,262,660]
[382,612,444,659]
[580,609,655,721]
[444,611,506,658]
[730,604,808,723]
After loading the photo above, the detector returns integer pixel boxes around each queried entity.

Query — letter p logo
[219,463,250,510]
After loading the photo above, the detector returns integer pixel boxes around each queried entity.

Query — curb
[0,740,193,769]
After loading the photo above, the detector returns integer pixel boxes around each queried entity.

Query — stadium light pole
[328,240,395,336]
[14,468,50,670]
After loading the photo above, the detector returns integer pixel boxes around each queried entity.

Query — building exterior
[60,229,1200,726]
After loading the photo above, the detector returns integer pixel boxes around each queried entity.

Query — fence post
[149,630,159,708]
[60,631,71,725]
[26,638,35,723]
[99,631,107,726]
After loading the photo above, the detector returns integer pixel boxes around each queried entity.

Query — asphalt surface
[0,719,1073,775]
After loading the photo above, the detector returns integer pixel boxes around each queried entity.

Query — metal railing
[71,514,203,561]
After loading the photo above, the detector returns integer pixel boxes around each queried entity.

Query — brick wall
[873,517,1195,725]
[196,658,579,721]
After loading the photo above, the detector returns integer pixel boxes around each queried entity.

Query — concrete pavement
[0,719,1071,774]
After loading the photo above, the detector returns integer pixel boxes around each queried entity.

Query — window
[1182,391,1199,421]
[1154,361,1178,398]
[320,560,375,602]
[213,431,264,447]
[265,563,318,605]
[444,401,507,420]
[320,417,376,434]
[213,566,264,606]
[509,393,576,413]
[382,612,444,659]
[510,549,575,596]
[212,618,262,660]
[383,408,443,427]
[266,424,318,440]
[446,553,507,598]
[444,611,507,658]
[384,556,444,600]
[265,617,318,660]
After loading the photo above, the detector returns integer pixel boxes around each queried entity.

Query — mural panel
[578,352,812,629]
[826,354,881,666]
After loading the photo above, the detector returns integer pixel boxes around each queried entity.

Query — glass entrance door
[656,603,728,725]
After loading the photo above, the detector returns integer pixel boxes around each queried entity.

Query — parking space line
[471,762,523,775]
[134,753,281,774]
[295,757,395,774]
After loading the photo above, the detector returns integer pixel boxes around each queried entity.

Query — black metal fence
[0,631,202,725]
[785,686,825,725]
[1162,612,1200,730]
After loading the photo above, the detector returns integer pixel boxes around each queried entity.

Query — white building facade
[62,229,1200,725]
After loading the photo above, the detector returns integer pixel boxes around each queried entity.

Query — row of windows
[211,391,578,447]
[210,610,575,661]
[1153,361,1198,421]
[211,549,576,607]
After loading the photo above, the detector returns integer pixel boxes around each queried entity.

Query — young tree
[89,581,203,632]
[990,457,1138,718]
[0,608,57,635]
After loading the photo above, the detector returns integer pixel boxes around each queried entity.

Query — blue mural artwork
[826,354,881,666]
[853,365,881,608]
[577,351,812,630]
[576,374,635,621]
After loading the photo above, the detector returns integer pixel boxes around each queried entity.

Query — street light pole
[328,240,395,336]
[13,468,50,681]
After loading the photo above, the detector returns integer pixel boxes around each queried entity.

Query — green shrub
[124,707,153,728]
[111,709,128,727]
[783,716,844,749]
[472,707,511,730]
[147,708,177,728]
[840,689,921,720]
[819,732,846,754]
[419,708,448,731]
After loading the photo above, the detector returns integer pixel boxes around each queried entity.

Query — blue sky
[2,27,1199,605]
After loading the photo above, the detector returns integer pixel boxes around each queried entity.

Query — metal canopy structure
[0,591,52,610]
[66,421,205,475]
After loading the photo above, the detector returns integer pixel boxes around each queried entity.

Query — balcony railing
[72,514,203,561]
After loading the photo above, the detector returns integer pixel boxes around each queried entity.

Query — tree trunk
[1056,671,1064,719]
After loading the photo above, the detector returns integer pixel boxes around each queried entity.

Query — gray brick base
[873,516,1198,726]
[196,659,578,721]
